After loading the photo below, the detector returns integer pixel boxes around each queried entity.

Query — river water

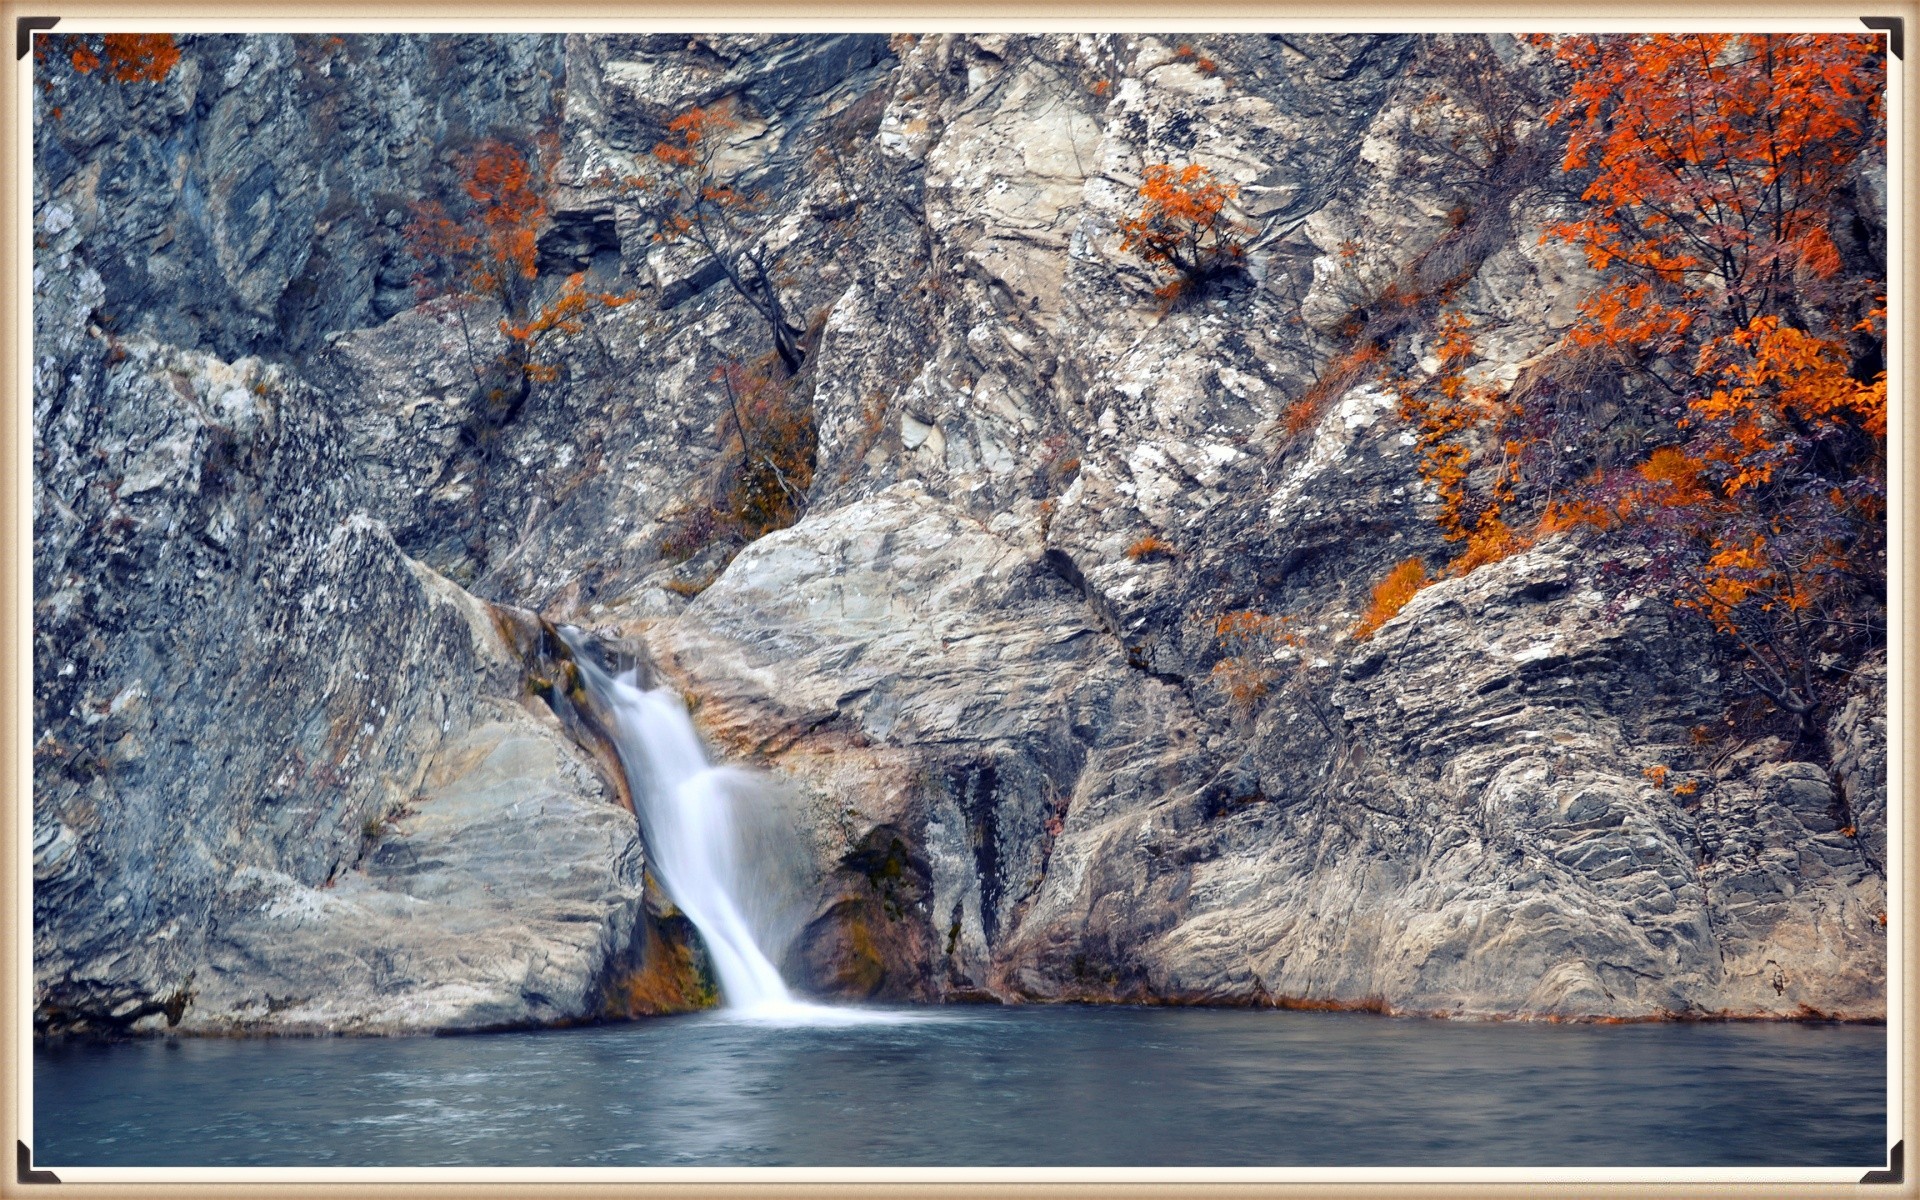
[34,1007,1884,1167]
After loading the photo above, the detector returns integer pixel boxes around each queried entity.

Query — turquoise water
[34,1006,1886,1167]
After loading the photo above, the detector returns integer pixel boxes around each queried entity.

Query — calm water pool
[33,1006,1886,1167]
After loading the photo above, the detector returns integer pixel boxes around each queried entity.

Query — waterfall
[599,674,797,1012]
[561,629,900,1023]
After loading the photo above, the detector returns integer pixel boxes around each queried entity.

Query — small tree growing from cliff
[712,356,816,537]
[406,136,634,401]
[1118,163,1253,305]
[644,101,807,374]
[656,351,817,573]
[1504,33,1887,741]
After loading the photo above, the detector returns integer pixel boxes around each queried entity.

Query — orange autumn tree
[1521,33,1887,735]
[406,136,632,397]
[1539,33,1883,361]
[1118,163,1254,304]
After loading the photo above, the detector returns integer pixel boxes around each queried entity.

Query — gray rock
[34,32,1884,1032]
[182,709,644,1034]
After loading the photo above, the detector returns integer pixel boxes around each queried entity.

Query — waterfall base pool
[34,1006,1886,1168]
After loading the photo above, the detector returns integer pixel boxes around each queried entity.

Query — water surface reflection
[35,1006,1885,1167]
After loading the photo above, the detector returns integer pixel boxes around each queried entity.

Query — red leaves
[643,98,806,372]
[464,140,544,229]
[667,103,736,143]
[1282,343,1383,436]
[1365,36,1884,724]
[1208,610,1301,707]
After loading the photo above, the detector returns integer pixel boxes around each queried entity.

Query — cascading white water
[599,673,797,1013]
[561,630,916,1025]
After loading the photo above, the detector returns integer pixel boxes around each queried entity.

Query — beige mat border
[2,4,1913,1195]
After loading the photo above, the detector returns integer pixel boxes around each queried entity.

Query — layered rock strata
[32,32,1885,1032]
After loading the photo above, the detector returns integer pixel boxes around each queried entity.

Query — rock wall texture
[32,32,1886,1033]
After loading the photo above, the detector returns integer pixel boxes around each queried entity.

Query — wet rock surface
[33,33,1884,1033]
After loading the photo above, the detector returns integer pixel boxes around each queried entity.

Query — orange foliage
[1446,515,1527,577]
[1208,611,1309,711]
[1211,658,1273,707]
[1553,321,1880,687]
[1352,558,1429,641]
[1118,164,1251,302]
[1534,33,1884,349]
[1393,311,1532,577]
[1633,447,1712,507]
[38,33,180,88]
[656,103,738,168]
[102,34,180,83]
[407,137,551,311]
[407,136,632,384]
[643,99,807,373]
[502,272,634,379]
[1284,343,1384,437]
[1125,535,1174,562]
[1694,317,1887,461]
[59,34,180,83]
[1525,39,1888,726]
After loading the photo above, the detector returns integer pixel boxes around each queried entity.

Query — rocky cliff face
[32,32,1885,1033]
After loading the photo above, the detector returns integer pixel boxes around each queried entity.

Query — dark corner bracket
[1862,17,1905,60]
[17,16,60,61]
[1862,1138,1905,1184]
[16,1141,59,1184]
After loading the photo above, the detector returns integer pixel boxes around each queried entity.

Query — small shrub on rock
[1118,163,1253,305]
[1352,558,1430,641]
[1125,535,1174,562]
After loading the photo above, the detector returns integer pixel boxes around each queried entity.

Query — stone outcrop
[32,32,1885,1033]
[29,297,654,1032]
